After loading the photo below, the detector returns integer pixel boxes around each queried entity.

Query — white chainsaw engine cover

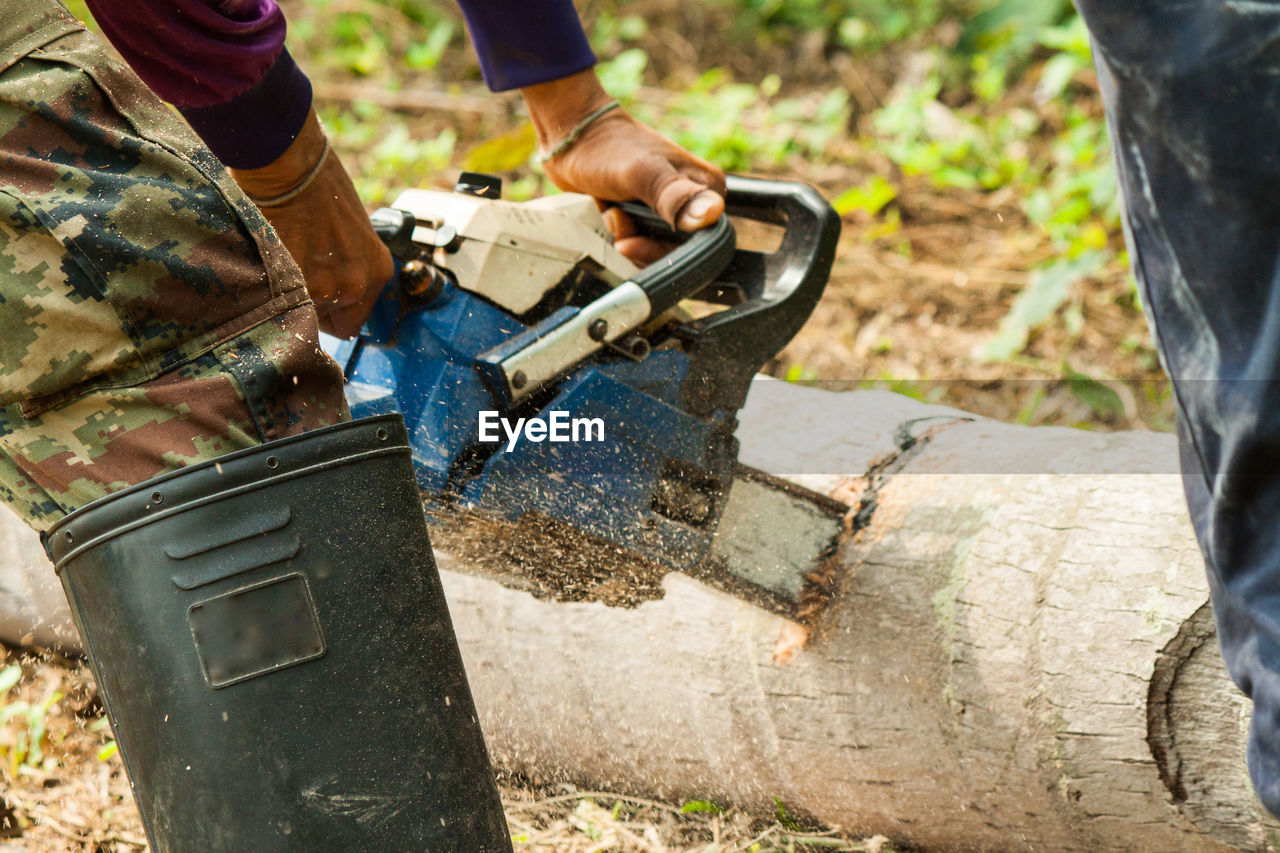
[391,189,639,314]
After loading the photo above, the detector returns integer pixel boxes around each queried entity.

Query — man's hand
[230,108,393,339]
[523,70,726,266]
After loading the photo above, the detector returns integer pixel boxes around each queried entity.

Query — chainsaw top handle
[613,207,736,316]
[616,175,838,330]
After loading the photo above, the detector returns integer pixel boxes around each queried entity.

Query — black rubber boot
[45,414,512,852]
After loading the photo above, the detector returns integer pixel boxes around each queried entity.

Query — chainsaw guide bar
[425,465,848,623]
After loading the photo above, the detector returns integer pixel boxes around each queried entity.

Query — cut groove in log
[421,466,848,623]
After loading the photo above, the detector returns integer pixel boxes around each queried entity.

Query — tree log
[0,381,1273,851]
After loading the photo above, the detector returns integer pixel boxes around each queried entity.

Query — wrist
[229,107,329,199]
[521,69,614,150]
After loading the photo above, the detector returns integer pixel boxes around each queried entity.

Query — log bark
[0,381,1273,851]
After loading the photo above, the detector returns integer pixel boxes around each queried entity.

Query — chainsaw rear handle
[719,172,840,315]
[724,172,839,298]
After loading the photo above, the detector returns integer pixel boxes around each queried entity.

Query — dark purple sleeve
[84,0,310,169]
[456,0,597,91]
[84,0,596,168]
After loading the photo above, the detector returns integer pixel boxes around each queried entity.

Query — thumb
[645,163,726,231]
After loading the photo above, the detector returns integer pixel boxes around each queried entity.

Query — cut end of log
[1150,603,1280,849]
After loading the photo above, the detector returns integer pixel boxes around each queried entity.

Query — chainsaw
[320,173,841,604]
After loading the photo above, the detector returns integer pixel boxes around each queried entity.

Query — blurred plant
[288,0,465,80]
[600,53,852,172]
[959,0,1075,100]
[845,0,1121,365]
[61,0,95,25]
[979,251,1107,362]
[588,10,649,55]
[321,103,457,203]
[0,665,62,776]
[857,377,949,404]
[872,71,1038,191]
[708,0,954,54]
[832,175,898,217]
[681,799,726,815]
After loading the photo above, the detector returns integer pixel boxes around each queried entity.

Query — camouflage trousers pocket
[0,27,309,408]
[0,304,349,532]
[0,27,349,531]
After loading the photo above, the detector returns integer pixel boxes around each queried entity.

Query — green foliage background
[284,0,1124,378]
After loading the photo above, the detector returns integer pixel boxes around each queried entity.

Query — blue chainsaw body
[323,175,839,569]
[324,281,737,567]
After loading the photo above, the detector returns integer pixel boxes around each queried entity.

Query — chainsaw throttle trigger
[608,201,737,315]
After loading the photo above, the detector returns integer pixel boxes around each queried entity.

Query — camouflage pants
[0,1,349,532]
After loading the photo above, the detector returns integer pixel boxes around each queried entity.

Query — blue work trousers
[1076,0,1280,815]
